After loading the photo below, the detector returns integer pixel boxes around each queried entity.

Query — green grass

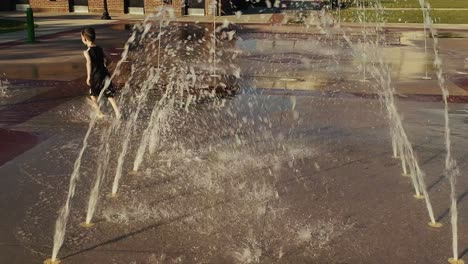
[365,0,468,9]
[335,9,468,24]
[0,19,28,34]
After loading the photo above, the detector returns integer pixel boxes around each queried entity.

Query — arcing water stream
[364,0,463,261]
[418,1,463,262]
[47,21,140,263]
[0,74,9,97]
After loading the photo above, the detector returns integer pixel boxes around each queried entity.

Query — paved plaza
[0,11,468,264]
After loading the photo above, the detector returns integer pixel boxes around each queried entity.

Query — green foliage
[379,0,468,8]
[335,9,468,24]
[348,0,468,8]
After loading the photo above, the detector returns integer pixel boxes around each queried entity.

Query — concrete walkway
[0,12,146,44]
[2,10,468,45]
[0,12,278,44]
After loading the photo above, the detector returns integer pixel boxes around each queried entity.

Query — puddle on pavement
[382,46,433,79]
[252,74,331,91]
[237,35,434,83]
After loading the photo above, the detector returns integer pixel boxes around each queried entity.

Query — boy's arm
[83,50,92,86]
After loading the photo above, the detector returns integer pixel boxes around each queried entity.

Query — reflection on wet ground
[236,31,468,96]
[1,26,468,122]
[1,27,468,131]
[1,23,467,93]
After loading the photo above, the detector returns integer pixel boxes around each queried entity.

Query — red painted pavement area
[0,128,40,166]
[453,76,468,92]
[0,79,87,166]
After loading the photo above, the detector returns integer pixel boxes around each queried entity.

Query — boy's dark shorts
[90,78,116,98]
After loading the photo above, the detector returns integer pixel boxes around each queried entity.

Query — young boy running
[81,27,120,118]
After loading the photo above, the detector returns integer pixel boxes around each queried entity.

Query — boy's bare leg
[108,97,121,118]
[88,96,105,118]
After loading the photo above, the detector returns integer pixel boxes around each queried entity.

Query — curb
[0,20,120,49]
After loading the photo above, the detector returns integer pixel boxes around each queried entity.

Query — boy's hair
[81,27,96,42]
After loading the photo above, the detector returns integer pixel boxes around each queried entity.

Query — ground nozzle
[448,258,464,264]
[128,170,140,176]
[413,194,424,199]
[44,258,61,264]
[80,222,95,228]
[402,173,410,177]
[107,193,118,199]
[428,221,443,228]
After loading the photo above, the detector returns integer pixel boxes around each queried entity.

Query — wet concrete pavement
[1,20,468,263]
[1,91,467,263]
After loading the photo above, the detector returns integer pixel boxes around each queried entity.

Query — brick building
[1,0,233,17]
